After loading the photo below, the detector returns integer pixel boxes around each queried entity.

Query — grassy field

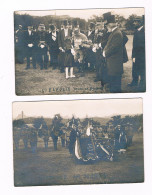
[15,35,135,95]
[14,132,144,186]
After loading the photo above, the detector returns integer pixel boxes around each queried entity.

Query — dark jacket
[23,30,37,48]
[46,31,59,52]
[132,26,145,64]
[58,28,72,49]
[122,31,129,63]
[87,30,95,43]
[104,28,123,76]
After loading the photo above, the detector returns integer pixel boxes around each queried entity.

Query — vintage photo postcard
[12,98,144,186]
[14,8,145,95]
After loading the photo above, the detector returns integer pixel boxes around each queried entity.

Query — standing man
[103,15,123,93]
[15,25,24,64]
[58,20,72,73]
[47,24,60,69]
[86,22,96,71]
[36,24,48,70]
[92,19,106,82]
[128,16,145,91]
[24,26,37,69]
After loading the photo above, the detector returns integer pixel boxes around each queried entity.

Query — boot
[65,67,69,79]
[70,67,75,78]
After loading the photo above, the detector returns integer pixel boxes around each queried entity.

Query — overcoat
[104,28,123,76]
[132,27,145,71]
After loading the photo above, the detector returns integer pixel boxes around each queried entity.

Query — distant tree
[13,119,25,128]
[109,115,122,127]
[125,14,139,31]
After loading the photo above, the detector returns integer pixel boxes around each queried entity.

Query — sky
[12,98,143,119]
[16,8,144,20]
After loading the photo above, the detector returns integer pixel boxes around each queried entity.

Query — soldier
[21,125,29,150]
[43,129,49,149]
[46,24,60,69]
[36,24,48,70]
[58,20,73,73]
[29,129,37,153]
[125,123,134,147]
[50,115,63,150]
[13,127,21,151]
[69,122,78,155]
[128,16,145,91]
[24,26,37,69]
[60,129,66,147]
[15,25,24,64]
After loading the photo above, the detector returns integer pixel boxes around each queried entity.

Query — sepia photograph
[12,98,144,186]
[14,8,145,95]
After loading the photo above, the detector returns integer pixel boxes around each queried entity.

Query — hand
[99,43,102,48]
[103,50,105,57]
[71,48,75,55]
[40,45,45,49]
[28,43,33,47]
[132,58,135,63]
[59,47,65,52]
[92,47,96,53]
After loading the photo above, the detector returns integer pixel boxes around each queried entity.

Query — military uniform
[29,130,37,153]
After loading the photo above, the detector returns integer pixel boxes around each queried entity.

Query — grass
[13,132,144,186]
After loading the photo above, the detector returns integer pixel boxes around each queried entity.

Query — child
[64,37,75,79]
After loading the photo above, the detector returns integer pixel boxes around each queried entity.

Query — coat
[87,30,95,43]
[122,31,128,63]
[46,31,59,53]
[23,30,37,48]
[104,28,123,76]
[132,26,145,70]
[58,28,72,49]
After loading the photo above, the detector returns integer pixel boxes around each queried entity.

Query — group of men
[15,12,145,92]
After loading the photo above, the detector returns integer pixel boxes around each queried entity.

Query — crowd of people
[15,12,145,93]
[13,115,136,163]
